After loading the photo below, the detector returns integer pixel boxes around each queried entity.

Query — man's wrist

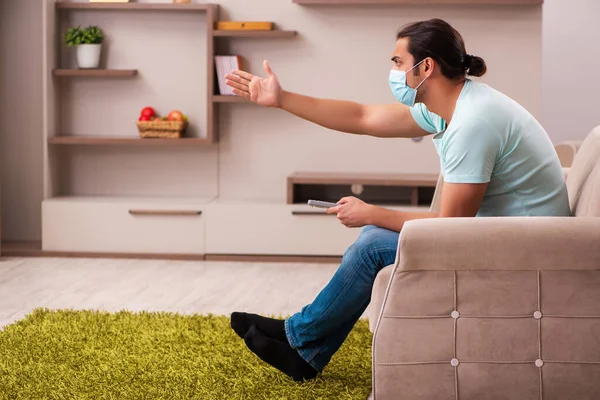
[278,90,289,109]
[367,206,407,230]
[366,204,380,226]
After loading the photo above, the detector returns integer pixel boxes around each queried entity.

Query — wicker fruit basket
[136,120,188,139]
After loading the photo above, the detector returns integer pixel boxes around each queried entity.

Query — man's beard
[414,83,427,104]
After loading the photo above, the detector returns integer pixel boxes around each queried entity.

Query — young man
[224,18,570,382]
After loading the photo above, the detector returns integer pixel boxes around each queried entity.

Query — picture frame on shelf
[215,22,274,31]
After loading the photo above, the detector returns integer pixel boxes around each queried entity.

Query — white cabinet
[204,202,429,256]
[42,197,210,254]
[204,202,359,256]
[42,197,429,257]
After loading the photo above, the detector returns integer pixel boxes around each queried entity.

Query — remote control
[307,200,339,209]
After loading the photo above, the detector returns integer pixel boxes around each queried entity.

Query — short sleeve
[442,119,502,184]
[409,103,447,134]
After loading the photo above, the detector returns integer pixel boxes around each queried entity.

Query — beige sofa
[369,126,600,400]
[555,141,582,168]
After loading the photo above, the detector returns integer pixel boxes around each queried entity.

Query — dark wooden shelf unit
[212,95,249,103]
[55,2,216,11]
[55,1,219,144]
[53,69,138,77]
[287,172,440,206]
[292,0,542,4]
[213,30,297,38]
[48,136,212,146]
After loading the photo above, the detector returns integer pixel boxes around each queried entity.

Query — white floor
[0,256,346,330]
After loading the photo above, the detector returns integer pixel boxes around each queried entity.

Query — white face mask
[388,59,428,107]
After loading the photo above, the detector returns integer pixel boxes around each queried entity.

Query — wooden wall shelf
[51,1,221,145]
[55,2,216,11]
[292,0,542,4]
[213,95,249,103]
[289,172,440,187]
[48,136,212,146]
[213,30,297,38]
[51,3,299,144]
[287,172,440,206]
[53,69,138,77]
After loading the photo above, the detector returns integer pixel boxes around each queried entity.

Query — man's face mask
[388,58,428,107]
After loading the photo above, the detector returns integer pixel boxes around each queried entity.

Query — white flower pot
[76,44,102,69]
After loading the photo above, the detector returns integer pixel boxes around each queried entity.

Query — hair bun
[465,54,487,77]
[463,54,473,69]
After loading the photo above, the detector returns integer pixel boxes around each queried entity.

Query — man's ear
[424,57,434,76]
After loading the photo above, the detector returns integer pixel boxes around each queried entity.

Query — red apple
[140,107,156,119]
[139,115,152,121]
[168,110,184,121]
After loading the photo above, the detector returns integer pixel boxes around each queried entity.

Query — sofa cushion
[567,126,600,216]
[554,141,581,168]
[372,269,600,400]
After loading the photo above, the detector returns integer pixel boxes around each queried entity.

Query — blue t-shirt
[410,79,570,217]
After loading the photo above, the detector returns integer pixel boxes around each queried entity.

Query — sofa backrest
[429,174,444,213]
[566,126,600,217]
[554,141,581,167]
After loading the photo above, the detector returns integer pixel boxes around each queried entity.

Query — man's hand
[225,60,282,107]
[326,196,374,228]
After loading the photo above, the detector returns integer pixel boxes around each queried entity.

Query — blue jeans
[284,225,400,371]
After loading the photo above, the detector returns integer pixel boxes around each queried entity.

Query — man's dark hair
[397,18,487,79]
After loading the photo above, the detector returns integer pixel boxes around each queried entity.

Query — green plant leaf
[66,25,105,46]
[64,26,84,47]
[81,25,104,45]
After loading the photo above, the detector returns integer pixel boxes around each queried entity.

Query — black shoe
[230,312,286,341]
[244,324,319,382]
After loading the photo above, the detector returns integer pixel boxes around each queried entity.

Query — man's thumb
[263,60,274,77]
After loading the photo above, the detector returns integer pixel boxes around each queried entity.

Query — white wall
[5,0,543,241]
[0,1,44,241]
[215,1,542,201]
[542,0,600,142]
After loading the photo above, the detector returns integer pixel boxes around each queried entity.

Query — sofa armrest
[372,216,600,399]
[398,217,600,271]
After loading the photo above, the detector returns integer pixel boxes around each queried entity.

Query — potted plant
[65,25,105,69]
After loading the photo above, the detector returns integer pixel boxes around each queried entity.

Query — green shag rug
[0,309,372,400]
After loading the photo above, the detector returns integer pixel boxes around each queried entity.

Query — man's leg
[231,225,396,341]
[283,225,399,371]
[239,225,399,380]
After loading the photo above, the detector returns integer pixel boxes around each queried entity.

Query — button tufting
[451,358,460,367]
[534,311,543,320]
[451,311,460,319]
[535,359,544,368]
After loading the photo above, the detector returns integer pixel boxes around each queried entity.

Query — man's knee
[339,226,398,279]
[350,226,390,256]
[359,225,379,235]
[357,225,389,245]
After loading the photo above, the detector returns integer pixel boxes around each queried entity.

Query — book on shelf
[215,55,242,96]
[215,21,273,31]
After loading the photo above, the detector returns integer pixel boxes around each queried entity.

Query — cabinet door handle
[129,210,202,216]
[291,211,333,216]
